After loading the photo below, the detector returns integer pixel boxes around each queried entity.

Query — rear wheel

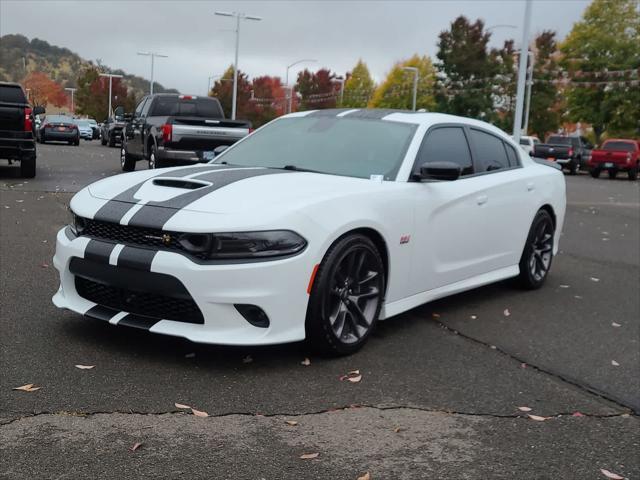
[101,134,107,146]
[108,133,115,147]
[628,166,638,181]
[306,234,385,356]
[568,159,578,175]
[120,144,136,172]
[517,209,555,290]
[589,167,601,178]
[148,144,161,169]
[20,156,36,178]
[608,169,618,179]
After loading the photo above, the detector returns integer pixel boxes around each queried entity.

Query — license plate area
[604,162,614,168]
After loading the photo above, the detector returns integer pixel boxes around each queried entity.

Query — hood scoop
[152,178,212,190]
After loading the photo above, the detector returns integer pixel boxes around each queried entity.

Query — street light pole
[65,87,77,114]
[137,52,168,95]
[513,0,533,142]
[285,59,317,113]
[523,51,535,136]
[99,73,123,118]
[334,77,345,107]
[215,11,262,120]
[402,67,419,111]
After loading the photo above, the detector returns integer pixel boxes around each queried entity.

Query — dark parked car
[87,118,100,139]
[120,94,251,170]
[37,115,79,145]
[0,81,44,177]
[533,135,593,175]
[100,114,126,147]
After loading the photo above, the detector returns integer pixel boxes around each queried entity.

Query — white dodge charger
[53,109,566,355]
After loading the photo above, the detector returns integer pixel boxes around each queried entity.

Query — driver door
[125,97,147,158]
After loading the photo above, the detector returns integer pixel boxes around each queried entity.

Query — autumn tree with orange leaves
[22,72,67,108]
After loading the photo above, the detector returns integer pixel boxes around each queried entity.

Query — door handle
[476,195,488,205]
[526,182,535,191]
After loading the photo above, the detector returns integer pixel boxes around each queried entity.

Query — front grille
[81,218,207,259]
[75,276,204,324]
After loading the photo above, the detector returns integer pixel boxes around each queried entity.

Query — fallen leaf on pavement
[600,469,624,479]
[572,412,585,417]
[301,358,311,366]
[611,322,621,327]
[130,442,143,452]
[74,365,95,369]
[13,384,41,392]
[503,308,511,316]
[393,427,404,433]
[285,420,298,426]
[300,453,319,460]
[242,355,253,364]
[611,360,620,367]
[174,403,191,409]
[559,284,570,288]
[184,352,196,358]
[191,408,209,417]
[490,345,497,350]
[517,406,532,412]
[357,473,371,480]
[590,277,600,282]
[470,315,477,320]
[520,363,527,369]
[40,263,49,268]
[528,414,548,421]
[340,370,362,383]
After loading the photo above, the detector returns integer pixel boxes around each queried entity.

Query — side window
[469,129,510,172]
[504,142,520,166]
[134,97,147,117]
[141,97,153,117]
[417,127,473,176]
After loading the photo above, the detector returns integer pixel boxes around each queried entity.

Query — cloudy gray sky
[1,0,590,94]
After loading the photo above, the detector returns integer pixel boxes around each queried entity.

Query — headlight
[178,230,307,259]
[68,209,86,236]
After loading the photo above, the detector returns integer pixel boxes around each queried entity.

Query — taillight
[161,124,172,143]
[248,128,254,134]
[24,107,32,132]
[568,148,573,156]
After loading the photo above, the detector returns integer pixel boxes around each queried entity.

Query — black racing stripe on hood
[126,168,294,230]
[92,165,234,224]
[118,314,159,330]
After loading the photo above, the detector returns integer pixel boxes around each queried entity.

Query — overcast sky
[1,0,590,94]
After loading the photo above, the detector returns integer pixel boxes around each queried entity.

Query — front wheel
[589,167,601,178]
[568,160,578,175]
[148,144,161,169]
[517,209,555,289]
[120,145,136,172]
[20,156,36,178]
[306,234,385,356]
[628,167,638,181]
[108,134,115,148]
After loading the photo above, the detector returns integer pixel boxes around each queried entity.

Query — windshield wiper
[280,165,324,174]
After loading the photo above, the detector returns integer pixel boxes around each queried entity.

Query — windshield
[546,136,572,145]
[213,116,416,180]
[603,141,636,152]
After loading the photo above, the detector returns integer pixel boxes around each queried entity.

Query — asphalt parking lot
[1,141,638,479]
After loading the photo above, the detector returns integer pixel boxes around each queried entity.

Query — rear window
[150,96,224,118]
[547,136,572,145]
[46,115,73,123]
[0,85,27,104]
[603,141,636,152]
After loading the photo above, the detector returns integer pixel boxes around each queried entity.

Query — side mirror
[419,161,462,181]
[214,145,229,156]
[33,105,45,116]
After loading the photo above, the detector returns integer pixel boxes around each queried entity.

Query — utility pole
[214,11,262,120]
[99,73,123,118]
[137,52,168,95]
[402,66,419,111]
[285,59,317,113]
[513,0,533,142]
[65,87,77,114]
[334,77,345,107]
[523,51,535,136]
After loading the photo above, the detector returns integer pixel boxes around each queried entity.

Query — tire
[305,234,385,356]
[608,169,617,179]
[101,135,107,146]
[589,168,601,178]
[628,167,638,181]
[120,144,136,172]
[20,156,36,178]
[517,209,555,290]
[108,133,115,148]
[74,138,80,146]
[568,160,578,175]
[40,133,46,144]
[148,144,160,169]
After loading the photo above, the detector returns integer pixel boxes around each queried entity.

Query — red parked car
[589,139,639,180]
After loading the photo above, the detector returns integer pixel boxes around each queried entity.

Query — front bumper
[45,130,78,141]
[52,228,312,345]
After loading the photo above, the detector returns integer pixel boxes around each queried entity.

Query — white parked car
[52,110,566,355]
[517,135,540,156]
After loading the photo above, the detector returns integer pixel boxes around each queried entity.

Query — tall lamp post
[512,0,533,142]
[137,52,168,95]
[402,66,419,111]
[214,11,262,120]
[65,87,77,114]
[285,59,317,113]
[99,73,123,118]
[523,51,535,136]
[334,77,345,107]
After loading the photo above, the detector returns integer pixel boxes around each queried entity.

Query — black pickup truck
[120,94,251,171]
[533,135,593,175]
[0,82,45,178]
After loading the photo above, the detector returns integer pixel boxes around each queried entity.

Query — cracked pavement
[1,143,639,479]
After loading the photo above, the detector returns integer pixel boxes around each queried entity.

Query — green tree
[75,66,136,121]
[435,16,500,120]
[528,31,563,140]
[210,66,252,119]
[342,60,375,108]
[561,0,640,141]
[368,55,436,110]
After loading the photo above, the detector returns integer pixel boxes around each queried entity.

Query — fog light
[235,304,270,328]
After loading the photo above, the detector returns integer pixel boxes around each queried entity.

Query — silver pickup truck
[120,94,251,171]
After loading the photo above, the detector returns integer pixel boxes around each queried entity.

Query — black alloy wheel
[120,143,135,172]
[517,209,555,289]
[306,234,385,355]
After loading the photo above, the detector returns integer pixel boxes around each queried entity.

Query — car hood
[86,164,388,216]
